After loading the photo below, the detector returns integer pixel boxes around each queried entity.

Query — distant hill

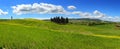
[69,18,116,26]
[69,18,103,22]
[70,18,102,21]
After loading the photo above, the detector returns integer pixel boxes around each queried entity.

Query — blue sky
[0,0,120,21]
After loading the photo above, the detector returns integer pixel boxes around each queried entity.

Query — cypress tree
[50,16,69,24]
[66,17,69,23]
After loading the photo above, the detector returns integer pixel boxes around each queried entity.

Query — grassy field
[0,19,120,49]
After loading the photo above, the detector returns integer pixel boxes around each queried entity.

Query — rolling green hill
[0,19,120,49]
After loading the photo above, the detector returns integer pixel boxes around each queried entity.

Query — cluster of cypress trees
[50,16,69,24]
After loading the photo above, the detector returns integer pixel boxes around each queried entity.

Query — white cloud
[12,3,66,15]
[68,6,76,10]
[72,11,82,15]
[11,3,120,22]
[72,10,106,18]
[72,10,120,22]
[0,9,8,15]
[101,16,120,22]
[93,10,105,18]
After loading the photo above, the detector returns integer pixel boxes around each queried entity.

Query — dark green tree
[50,16,69,24]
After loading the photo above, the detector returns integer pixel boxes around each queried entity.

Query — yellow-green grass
[0,19,120,49]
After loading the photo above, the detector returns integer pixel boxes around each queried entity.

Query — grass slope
[0,19,120,49]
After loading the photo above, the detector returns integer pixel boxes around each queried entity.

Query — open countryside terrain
[0,19,120,49]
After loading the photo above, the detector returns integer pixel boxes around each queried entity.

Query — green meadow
[0,19,120,49]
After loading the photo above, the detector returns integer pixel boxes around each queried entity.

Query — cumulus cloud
[72,11,81,15]
[72,10,120,22]
[68,6,76,10]
[93,10,105,18]
[101,16,120,22]
[0,9,8,15]
[72,10,105,18]
[12,3,66,15]
[11,3,120,22]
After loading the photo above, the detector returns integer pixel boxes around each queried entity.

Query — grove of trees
[50,16,69,24]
